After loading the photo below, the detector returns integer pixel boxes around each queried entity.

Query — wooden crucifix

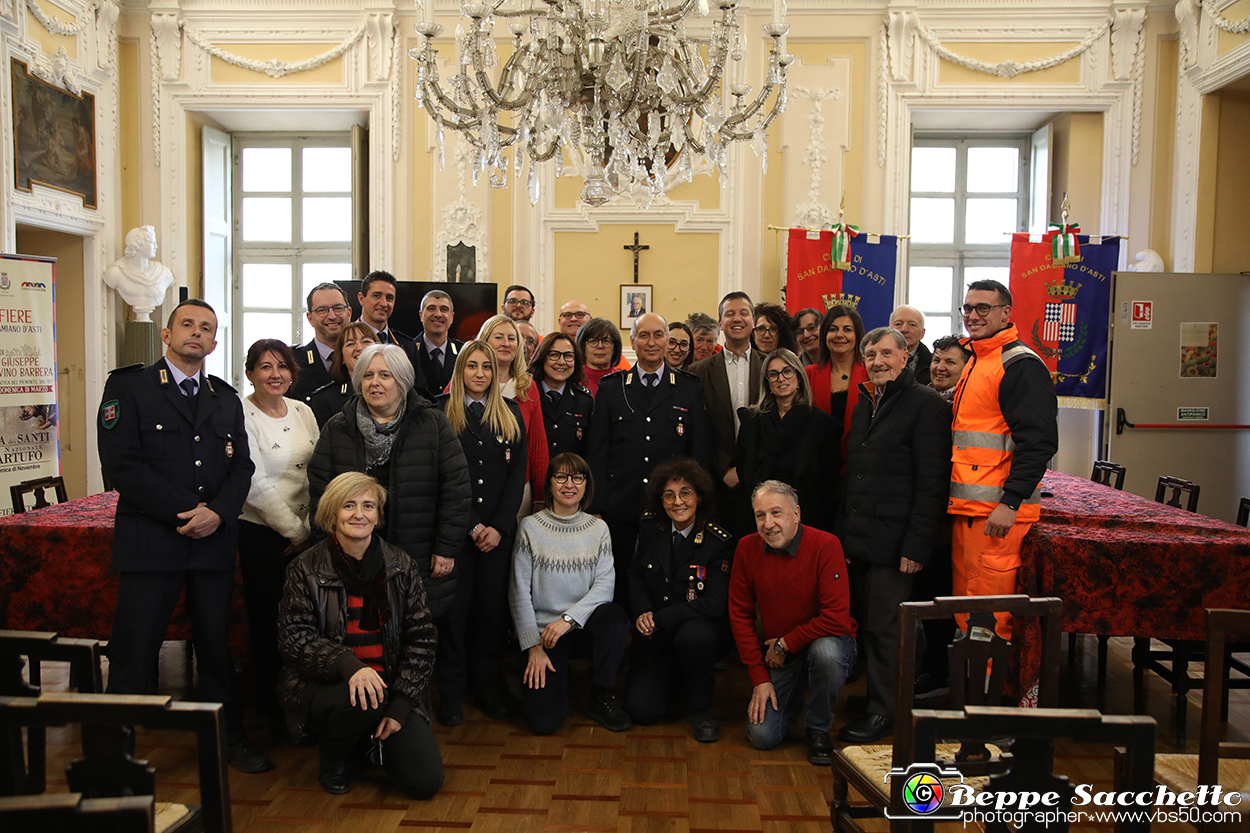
[623,231,649,284]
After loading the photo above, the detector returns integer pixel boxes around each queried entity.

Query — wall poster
[0,254,59,515]
[1179,322,1217,379]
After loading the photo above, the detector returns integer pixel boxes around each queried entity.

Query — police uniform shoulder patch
[641,511,656,520]
[108,363,144,375]
[671,367,699,380]
[100,399,120,429]
[208,374,238,394]
[572,382,593,397]
[309,380,340,398]
[705,522,732,541]
[602,367,629,381]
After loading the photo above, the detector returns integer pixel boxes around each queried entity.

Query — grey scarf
[355,395,407,469]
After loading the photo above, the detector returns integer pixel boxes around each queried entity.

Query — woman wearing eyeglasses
[665,322,695,370]
[625,458,733,743]
[751,303,798,356]
[529,332,594,459]
[736,349,840,532]
[575,317,625,396]
[791,308,823,367]
[509,453,631,735]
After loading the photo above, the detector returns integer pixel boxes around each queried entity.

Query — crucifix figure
[623,231,650,284]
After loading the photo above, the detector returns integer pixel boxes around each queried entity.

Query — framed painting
[620,284,653,328]
[11,59,97,208]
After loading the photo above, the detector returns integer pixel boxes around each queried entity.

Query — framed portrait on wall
[11,59,97,208]
[620,284,652,328]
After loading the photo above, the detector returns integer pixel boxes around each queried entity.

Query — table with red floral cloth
[1013,470,1250,693]
[0,491,249,652]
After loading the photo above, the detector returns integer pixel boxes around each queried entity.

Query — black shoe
[914,671,950,699]
[845,694,869,712]
[318,760,350,795]
[475,693,513,720]
[690,708,720,743]
[226,738,275,773]
[804,728,833,766]
[437,698,464,727]
[838,714,894,744]
[587,690,631,732]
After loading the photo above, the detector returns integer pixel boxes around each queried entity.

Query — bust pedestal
[120,320,162,368]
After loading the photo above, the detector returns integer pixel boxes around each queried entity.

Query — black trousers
[912,541,956,680]
[520,602,628,736]
[852,561,915,717]
[106,568,243,737]
[606,521,639,608]
[238,520,297,720]
[436,535,513,702]
[624,617,726,724]
[309,680,443,800]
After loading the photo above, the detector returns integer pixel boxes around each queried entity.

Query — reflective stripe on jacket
[949,324,1044,521]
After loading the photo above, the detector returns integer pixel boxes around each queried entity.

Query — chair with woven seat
[909,706,1156,833]
[9,476,67,515]
[1155,475,1200,512]
[0,793,156,833]
[831,594,1064,832]
[1091,459,1126,490]
[1152,608,1250,832]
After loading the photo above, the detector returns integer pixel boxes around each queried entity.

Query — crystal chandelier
[411,0,792,207]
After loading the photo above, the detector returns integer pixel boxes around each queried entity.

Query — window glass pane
[242,263,293,308]
[964,266,1010,296]
[908,266,953,311]
[303,147,352,192]
[243,311,294,351]
[966,147,1019,192]
[965,198,1017,243]
[242,147,291,192]
[242,197,292,241]
[910,198,955,243]
[302,263,353,300]
[303,197,353,242]
[911,147,956,193]
[926,315,953,341]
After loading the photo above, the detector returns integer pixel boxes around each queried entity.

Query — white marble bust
[103,226,175,323]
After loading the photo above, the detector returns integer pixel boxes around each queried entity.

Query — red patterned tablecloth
[1015,470,1250,691]
[0,492,249,651]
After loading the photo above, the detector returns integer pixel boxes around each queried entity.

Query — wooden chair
[0,631,104,795]
[908,706,1156,833]
[0,693,231,833]
[1090,459,1126,490]
[831,594,1065,832]
[9,477,68,515]
[1152,608,1250,832]
[1155,475,1200,512]
[0,793,156,833]
[1237,498,1249,528]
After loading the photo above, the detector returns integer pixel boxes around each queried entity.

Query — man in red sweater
[728,480,857,765]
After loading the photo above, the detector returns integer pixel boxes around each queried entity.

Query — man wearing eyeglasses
[503,285,537,322]
[557,299,593,339]
[290,282,351,404]
[949,280,1057,641]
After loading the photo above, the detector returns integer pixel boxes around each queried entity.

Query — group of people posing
[95,272,1057,801]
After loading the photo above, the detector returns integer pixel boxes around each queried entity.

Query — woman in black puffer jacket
[308,343,471,619]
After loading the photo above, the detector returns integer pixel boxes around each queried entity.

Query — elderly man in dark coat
[837,326,951,743]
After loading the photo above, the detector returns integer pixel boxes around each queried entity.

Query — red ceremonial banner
[785,229,839,315]
[1008,233,1064,376]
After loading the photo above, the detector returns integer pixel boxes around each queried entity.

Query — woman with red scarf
[803,305,868,468]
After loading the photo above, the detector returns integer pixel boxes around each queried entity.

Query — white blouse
[239,396,319,543]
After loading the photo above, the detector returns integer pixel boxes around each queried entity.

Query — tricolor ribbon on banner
[832,223,859,271]
[1048,223,1082,265]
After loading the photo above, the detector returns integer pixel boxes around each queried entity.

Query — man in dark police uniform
[97,298,272,772]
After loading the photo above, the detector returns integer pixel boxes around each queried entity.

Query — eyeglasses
[754,325,779,336]
[798,324,820,336]
[662,488,697,504]
[668,339,690,351]
[552,472,587,485]
[765,367,797,382]
[586,336,613,347]
[504,298,534,308]
[559,310,591,320]
[312,304,350,317]
[961,303,1007,317]
[546,350,576,363]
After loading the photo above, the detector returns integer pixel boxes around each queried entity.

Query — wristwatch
[772,639,787,657]
[561,614,575,625]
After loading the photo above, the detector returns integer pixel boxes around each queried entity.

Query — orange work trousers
[951,515,1033,640]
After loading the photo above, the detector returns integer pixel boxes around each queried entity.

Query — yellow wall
[554,225,719,334]
[210,45,344,84]
[938,43,1081,85]
[24,6,78,62]
[15,226,87,501]
[1195,94,1221,273]
[1150,37,1178,265]
[1048,112,1103,234]
[1211,90,1250,273]
[1218,0,1250,56]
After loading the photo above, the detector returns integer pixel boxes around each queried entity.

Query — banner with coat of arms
[1008,233,1120,408]
[784,227,899,330]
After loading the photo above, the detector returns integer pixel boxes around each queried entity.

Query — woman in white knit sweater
[509,453,631,735]
[239,338,320,738]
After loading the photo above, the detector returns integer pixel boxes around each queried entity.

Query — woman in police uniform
[307,322,377,427]
[527,332,594,460]
[435,341,527,725]
[625,457,732,743]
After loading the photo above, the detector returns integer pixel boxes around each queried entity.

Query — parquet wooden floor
[25,635,1250,832]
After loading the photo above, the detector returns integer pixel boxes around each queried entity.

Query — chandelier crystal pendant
[411,0,792,207]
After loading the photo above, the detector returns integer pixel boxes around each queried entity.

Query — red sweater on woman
[728,526,856,687]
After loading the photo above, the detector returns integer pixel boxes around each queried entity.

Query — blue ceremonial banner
[839,234,898,331]
[1009,233,1119,408]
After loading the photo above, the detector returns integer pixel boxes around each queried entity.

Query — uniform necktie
[431,347,443,368]
[644,372,657,388]
[180,378,198,417]
[469,401,485,420]
[546,389,561,405]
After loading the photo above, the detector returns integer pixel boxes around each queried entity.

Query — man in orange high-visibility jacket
[949,280,1058,640]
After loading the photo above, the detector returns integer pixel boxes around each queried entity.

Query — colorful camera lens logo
[902,772,945,815]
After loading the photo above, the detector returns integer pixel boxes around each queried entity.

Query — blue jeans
[746,634,856,750]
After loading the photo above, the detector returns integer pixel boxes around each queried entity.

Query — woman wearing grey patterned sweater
[509,453,631,735]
